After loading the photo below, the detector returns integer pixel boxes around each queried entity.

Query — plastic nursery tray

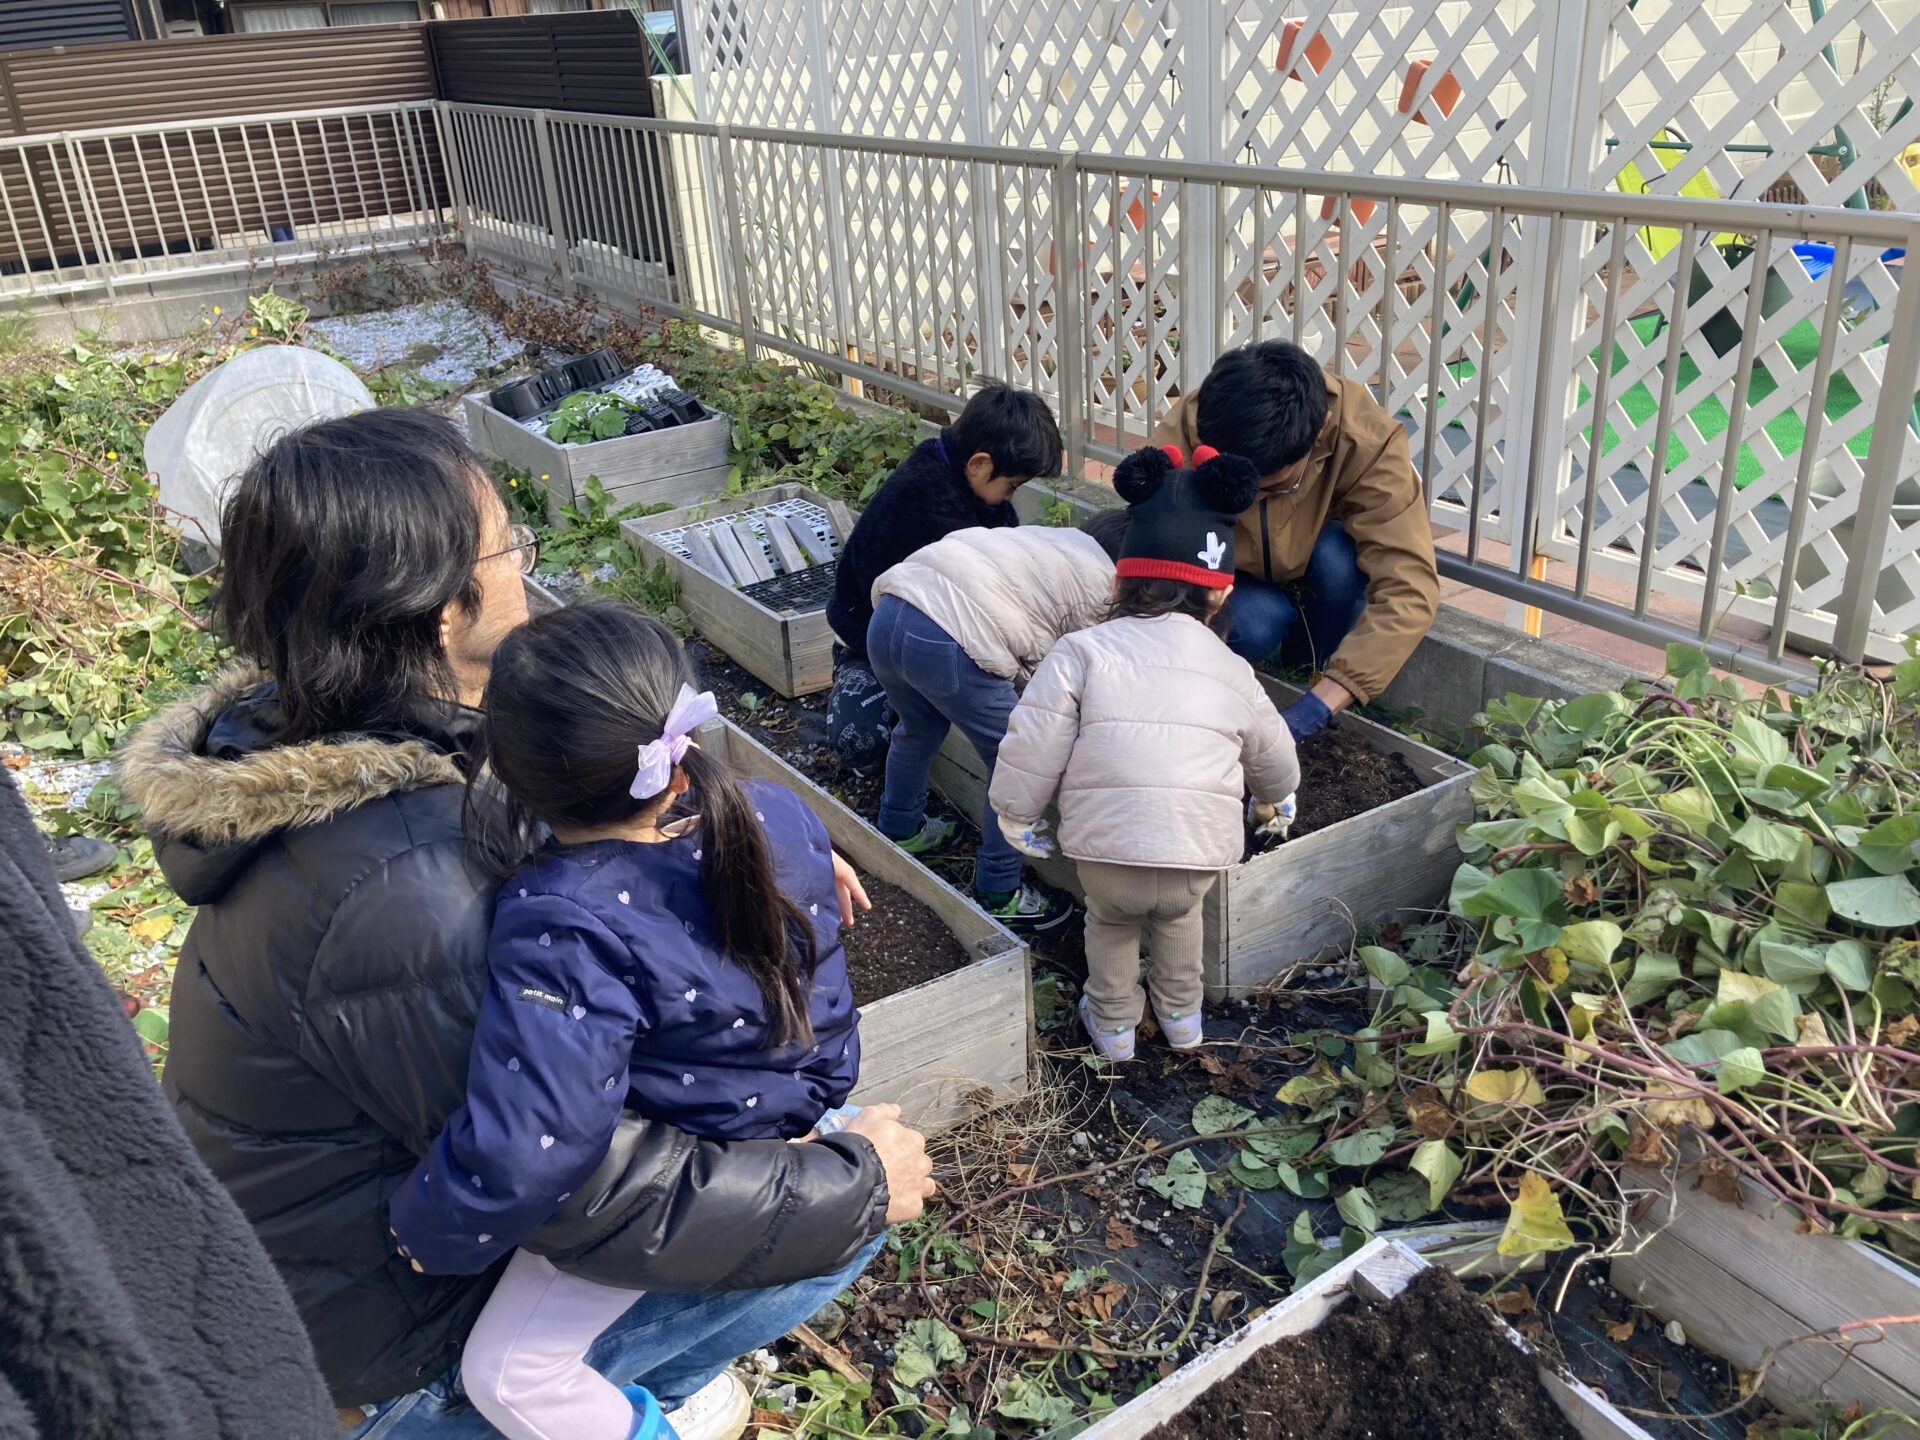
[739,560,838,614]
[652,498,839,577]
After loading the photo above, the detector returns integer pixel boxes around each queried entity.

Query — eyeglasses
[482,523,540,576]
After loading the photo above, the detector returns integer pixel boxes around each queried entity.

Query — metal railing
[2,97,1916,683]
[0,102,448,301]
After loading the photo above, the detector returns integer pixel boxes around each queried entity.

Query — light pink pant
[461,1248,643,1440]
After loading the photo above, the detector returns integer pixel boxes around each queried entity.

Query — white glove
[1249,793,1297,842]
[998,815,1058,860]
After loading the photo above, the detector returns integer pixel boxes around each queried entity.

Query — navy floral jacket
[390,779,859,1275]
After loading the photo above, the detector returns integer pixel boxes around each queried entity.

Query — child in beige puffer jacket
[991,444,1300,1060]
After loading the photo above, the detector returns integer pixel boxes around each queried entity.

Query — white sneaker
[1077,994,1136,1061]
[661,1371,751,1440]
[1154,1004,1205,1050]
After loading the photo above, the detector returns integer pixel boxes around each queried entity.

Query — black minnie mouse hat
[1111,444,1260,590]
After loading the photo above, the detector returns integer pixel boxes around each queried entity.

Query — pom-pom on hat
[1111,443,1260,590]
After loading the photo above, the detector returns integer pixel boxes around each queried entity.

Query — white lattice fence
[1221,0,1541,185]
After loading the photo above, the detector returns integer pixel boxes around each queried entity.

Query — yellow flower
[212,305,222,316]
[540,473,550,481]
[249,327,258,338]
[508,477,518,488]
[106,450,118,461]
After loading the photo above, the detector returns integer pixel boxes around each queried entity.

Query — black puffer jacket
[117,666,890,1409]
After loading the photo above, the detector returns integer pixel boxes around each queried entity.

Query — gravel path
[309,300,521,387]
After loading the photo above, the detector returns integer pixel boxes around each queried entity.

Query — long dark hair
[476,602,816,1045]
[216,409,484,744]
[1109,576,1230,636]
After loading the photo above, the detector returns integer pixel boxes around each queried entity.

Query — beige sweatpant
[1077,860,1219,1032]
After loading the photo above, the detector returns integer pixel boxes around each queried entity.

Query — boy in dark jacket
[825,382,1062,775]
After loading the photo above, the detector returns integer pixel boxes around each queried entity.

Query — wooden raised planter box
[1612,1161,1920,1428]
[1080,1237,1653,1439]
[931,676,1473,999]
[699,718,1031,1133]
[621,484,857,699]
[464,393,729,521]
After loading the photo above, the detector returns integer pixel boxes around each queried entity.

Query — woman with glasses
[118,409,934,1440]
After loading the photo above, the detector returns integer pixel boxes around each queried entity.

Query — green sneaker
[976,882,1076,932]
[892,815,959,857]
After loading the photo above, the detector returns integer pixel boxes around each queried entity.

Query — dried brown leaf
[1491,1286,1535,1316]
[1105,1217,1138,1251]
[1210,1290,1244,1325]
[1604,1316,1637,1343]
[1563,872,1602,907]
[1697,1155,1743,1206]
[1623,1114,1672,1166]
[1407,1085,1457,1140]
[1089,1281,1126,1322]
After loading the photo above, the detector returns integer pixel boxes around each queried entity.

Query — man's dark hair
[1194,341,1330,476]
[216,409,485,745]
[1079,507,1130,559]
[948,381,1063,480]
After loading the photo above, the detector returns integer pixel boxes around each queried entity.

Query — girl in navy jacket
[388,602,865,1440]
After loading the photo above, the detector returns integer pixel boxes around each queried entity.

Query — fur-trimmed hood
[117,663,468,905]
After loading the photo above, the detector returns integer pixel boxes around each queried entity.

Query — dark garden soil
[1287,723,1423,839]
[1145,1268,1580,1440]
[841,876,969,1005]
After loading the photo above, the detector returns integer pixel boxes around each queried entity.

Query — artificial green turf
[1447,312,1879,490]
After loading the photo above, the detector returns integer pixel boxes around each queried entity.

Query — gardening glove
[998,815,1058,860]
[1249,794,1297,842]
[1282,691,1332,741]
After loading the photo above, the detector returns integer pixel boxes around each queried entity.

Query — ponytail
[471,601,819,1047]
[679,745,817,1048]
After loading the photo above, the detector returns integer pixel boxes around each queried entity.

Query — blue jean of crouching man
[1224,521,1369,676]
[868,594,1024,899]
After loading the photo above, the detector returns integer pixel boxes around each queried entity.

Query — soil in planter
[840,875,969,1006]
[1284,723,1424,840]
[1147,1267,1580,1440]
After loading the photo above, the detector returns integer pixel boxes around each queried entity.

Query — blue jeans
[1225,521,1369,670]
[867,595,1024,896]
[346,1236,887,1437]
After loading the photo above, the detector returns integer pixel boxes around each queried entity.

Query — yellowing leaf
[1715,970,1781,1007]
[1463,1067,1546,1108]
[130,915,174,944]
[1794,1011,1831,1048]
[1641,1087,1715,1132]
[1535,948,1572,987]
[1410,1140,1463,1209]
[1557,920,1623,970]
[1497,1172,1576,1257]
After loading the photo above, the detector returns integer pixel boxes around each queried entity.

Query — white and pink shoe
[1077,995,1136,1062]
[1154,1003,1205,1050]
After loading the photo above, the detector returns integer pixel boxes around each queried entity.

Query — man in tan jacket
[1148,341,1439,738]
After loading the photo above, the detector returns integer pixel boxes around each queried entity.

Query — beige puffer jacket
[990,613,1300,870]
[871,526,1115,682]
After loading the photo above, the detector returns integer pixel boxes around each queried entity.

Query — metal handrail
[4,98,1917,684]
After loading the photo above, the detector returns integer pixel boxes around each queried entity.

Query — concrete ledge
[11,251,441,345]
[1380,607,1638,749]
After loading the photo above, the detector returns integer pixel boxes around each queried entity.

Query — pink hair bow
[630,684,718,799]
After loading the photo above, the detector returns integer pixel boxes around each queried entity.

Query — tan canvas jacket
[1147,373,1439,703]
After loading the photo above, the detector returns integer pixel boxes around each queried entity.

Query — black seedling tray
[739,560,837,614]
